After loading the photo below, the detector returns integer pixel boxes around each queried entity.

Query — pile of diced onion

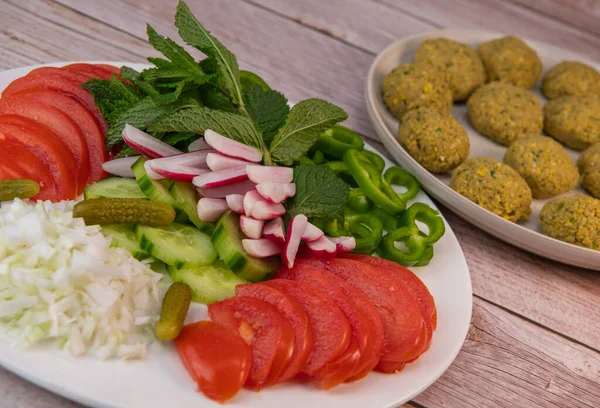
[0,199,163,359]
[104,126,356,267]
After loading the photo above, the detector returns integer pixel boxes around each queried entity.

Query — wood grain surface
[1,0,599,407]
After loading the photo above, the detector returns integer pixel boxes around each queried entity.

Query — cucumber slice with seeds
[169,182,214,234]
[101,224,150,260]
[84,177,146,200]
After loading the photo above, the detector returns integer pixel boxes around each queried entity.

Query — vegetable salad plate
[366,29,600,271]
[0,62,471,408]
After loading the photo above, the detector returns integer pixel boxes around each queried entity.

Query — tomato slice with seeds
[175,321,251,403]
[208,297,294,390]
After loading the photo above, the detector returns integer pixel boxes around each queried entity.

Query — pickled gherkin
[0,179,40,201]
[73,198,175,226]
[156,282,192,341]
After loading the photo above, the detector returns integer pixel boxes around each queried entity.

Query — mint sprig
[243,85,289,143]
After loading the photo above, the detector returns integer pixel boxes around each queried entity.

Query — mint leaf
[175,1,244,109]
[120,66,159,96]
[285,165,350,219]
[162,131,196,146]
[83,77,142,118]
[243,85,289,143]
[149,106,263,150]
[269,99,347,165]
[199,85,237,113]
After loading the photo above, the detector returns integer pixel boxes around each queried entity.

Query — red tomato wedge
[0,140,57,201]
[295,257,426,365]
[3,72,108,133]
[0,96,90,194]
[62,63,113,80]
[277,265,376,387]
[0,115,77,200]
[175,321,252,403]
[94,64,122,79]
[235,283,313,384]
[208,297,295,390]
[265,279,352,376]
[16,90,107,182]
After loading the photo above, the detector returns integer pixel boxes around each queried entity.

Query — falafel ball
[467,82,543,146]
[399,107,470,173]
[477,36,542,89]
[578,142,600,199]
[543,95,600,150]
[450,157,532,222]
[539,194,600,250]
[415,38,486,101]
[382,63,453,121]
[542,61,600,99]
[503,135,579,198]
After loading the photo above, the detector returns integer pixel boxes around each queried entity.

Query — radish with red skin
[196,180,255,198]
[242,239,283,258]
[122,124,181,158]
[301,223,324,242]
[243,190,263,217]
[188,138,211,151]
[144,160,165,180]
[102,156,139,178]
[283,215,308,268]
[263,218,286,244]
[251,200,286,221]
[206,153,252,171]
[256,182,296,204]
[148,163,210,182]
[240,216,264,239]
[204,130,262,162]
[193,167,248,188]
[246,165,294,184]
[148,150,211,168]
[329,237,356,253]
[307,236,337,258]
[225,194,245,214]
[197,198,229,222]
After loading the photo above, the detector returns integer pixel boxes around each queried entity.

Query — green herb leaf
[285,165,350,219]
[269,99,347,165]
[120,66,160,96]
[161,131,197,147]
[149,106,263,150]
[243,85,289,143]
[198,85,237,113]
[83,77,142,119]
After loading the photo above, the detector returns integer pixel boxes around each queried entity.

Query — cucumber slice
[167,261,249,304]
[169,182,214,234]
[212,211,280,282]
[101,224,150,260]
[131,157,188,224]
[84,177,147,200]
[136,223,216,268]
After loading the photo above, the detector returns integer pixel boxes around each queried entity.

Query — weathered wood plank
[509,0,600,36]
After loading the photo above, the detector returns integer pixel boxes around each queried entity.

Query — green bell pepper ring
[373,207,398,231]
[414,243,434,267]
[316,125,364,158]
[343,149,405,215]
[326,161,358,187]
[347,188,373,213]
[297,155,314,165]
[384,167,420,203]
[380,227,427,266]
[359,150,386,174]
[311,150,326,164]
[397,202,445,245]
[323,209,383,254]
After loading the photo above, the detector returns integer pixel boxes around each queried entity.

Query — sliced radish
[148,162,209,182]
[206,152,252,171]
[263,218,285,244]
[225,194,245,214]
[197,180,255,199]
[329,236,356,253]
[255,182,296,204]
[192,167,248,188]
[144,160,165,180]
[283,215,308,268]
[188,138,211,151]
[240,216,265,239]
[102,156,140,178]
[243,190,263,217]
[204,129,262,162]
[242,239,283,258]
[148,150,211,168]
[251,200,286,221]
[307,236,337,258]
[122,124,181,158]
[197,198,229,223]
[246,165,293,184]
[301,222,324,242]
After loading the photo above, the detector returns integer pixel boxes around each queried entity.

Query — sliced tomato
[175,321,252,403]
[375,360,406,374]
[208,297,294,390]
[16,89,106,182]
[0,115,77,200]
[265,279,351,376]
[0,96,90,194]
[235,283,313,384]
[62,63,113,80]
[277,265,374,388]
[94,64,122,79]
[26,66,88,82]
[3,72,108,133]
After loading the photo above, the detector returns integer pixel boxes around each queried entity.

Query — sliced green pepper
[297,155,314,165]
[373,207,398,231]
[316,125,364,158]
[359,150,386,174]
[414,243,434,267]
[384,167,420,203]
[326,161,358,187]
[347,188,373,213]
[311,150,326,164]
[323,209,383,254]
[343,149,405,215]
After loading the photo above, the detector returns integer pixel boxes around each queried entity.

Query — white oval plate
[366,29,600,271]
[0,62,472,408]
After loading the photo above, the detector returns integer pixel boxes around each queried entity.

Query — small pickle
[73,198,175,226]
[0,179,40,201]
[156,282,192,341]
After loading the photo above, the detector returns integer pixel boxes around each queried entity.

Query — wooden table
[2,0,599,407]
